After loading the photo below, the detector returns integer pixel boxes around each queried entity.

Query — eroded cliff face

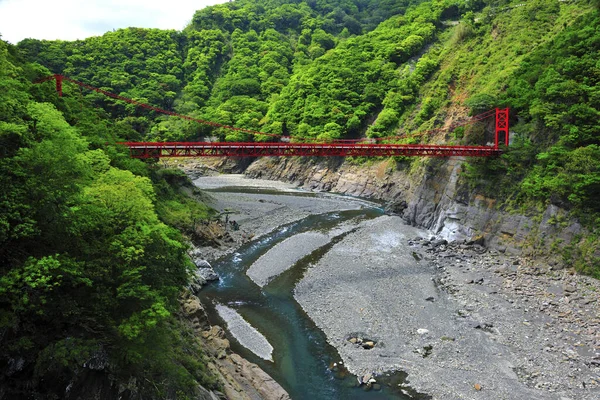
[180,292,290,400]
[244,156,583,265]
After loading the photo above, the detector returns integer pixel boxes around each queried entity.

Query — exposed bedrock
[244,156,584,264]
[180,292,290,400]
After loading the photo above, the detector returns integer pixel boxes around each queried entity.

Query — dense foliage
[16,0,425,141]
[0,40,216,398]
[8,0,600,289]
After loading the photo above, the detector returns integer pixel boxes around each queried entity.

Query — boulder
[362,341,375,349]
[361,373,373,385]
[467,236,485,246]
[181,295,210,331]
[189,248,203,259]
[189,272,206,294]
[195,259,212,269]
[189,263,219,294]
[228,354,290,400]
[198,267,219,282]
[430,239,448,248]
[563,284,577,293]
[202,326,230,358]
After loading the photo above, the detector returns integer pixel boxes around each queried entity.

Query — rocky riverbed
[191,174,374,261]
[179,292,290,400]
[183,166,599,400]
[428,239,600,395]
[294,217,600,399]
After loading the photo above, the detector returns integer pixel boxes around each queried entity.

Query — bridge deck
[121,142,501,158]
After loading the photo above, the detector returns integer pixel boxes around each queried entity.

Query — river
[194,175,428,399]
[191,174,600,400]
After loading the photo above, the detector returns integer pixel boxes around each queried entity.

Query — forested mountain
[17,1,600,244]
[0,40,217,398]
[1,0,599,397]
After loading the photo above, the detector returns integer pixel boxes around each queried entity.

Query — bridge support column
[54,74,63,97]
[495,108,509,147]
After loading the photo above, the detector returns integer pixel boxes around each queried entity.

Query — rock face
[181,292,211,332]
[189,255,220,294]
[200,324,290,400]
[227,354,290,400]
[180,292,290,400]
[244,156,585,264]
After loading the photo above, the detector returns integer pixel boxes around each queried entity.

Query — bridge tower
[54,74,63,97]
[495,108,509,148]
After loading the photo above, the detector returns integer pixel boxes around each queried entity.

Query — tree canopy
[9,0,600,326]
[0,38,215,398]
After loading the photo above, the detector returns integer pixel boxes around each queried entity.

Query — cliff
[244,156,589,268]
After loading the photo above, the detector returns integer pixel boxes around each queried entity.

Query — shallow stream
[197,182,420,399]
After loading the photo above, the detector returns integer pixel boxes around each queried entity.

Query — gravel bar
[215,304,274,362]
[294,215,600,400]
[246,232,329,287]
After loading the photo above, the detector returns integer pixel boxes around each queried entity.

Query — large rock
[199,324,291,400]
[181,293,210,332]
[198,267,219,282]
[195,384,224,400]
[189,247,203,260]
[189,261,219,294]
[384,199,408,216]
[195,258,212,269]
[228,354,290,400]
[203,326,230,359]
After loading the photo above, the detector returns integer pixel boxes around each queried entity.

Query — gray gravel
[193,173,600,400]
[194,174,299,191]
[247,232,329,287]
[215,304,274,362]
[294,215,600,400]
[193,174,378,261]
[246,221,359,287]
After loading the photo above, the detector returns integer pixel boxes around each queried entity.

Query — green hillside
[0,40,217,398]
[17,0,599,213]
[15,0,600,270]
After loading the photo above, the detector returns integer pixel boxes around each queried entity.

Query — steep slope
[410,0,600,274]
[0,39,219,399]
[16,0,600,274]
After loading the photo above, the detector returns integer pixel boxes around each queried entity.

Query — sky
[0,0,230,44]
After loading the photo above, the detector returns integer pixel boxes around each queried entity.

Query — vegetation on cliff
[0,40,216,398]
[16,1,598,233]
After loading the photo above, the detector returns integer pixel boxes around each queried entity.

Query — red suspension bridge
[36,74,509,158]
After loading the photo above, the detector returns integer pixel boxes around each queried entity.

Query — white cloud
[0,0,230,44]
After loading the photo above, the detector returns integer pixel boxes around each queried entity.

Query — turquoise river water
[199,188,428,399]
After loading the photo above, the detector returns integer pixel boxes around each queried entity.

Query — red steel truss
[122,142,501,158]
[495,107,510,147]
[35,74,509,158]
